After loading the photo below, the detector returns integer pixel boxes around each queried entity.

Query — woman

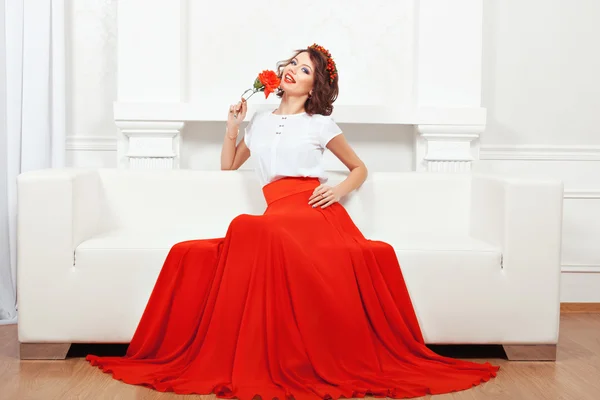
[87,44,499,399]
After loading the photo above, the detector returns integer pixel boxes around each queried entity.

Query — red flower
[240,69,281,104]
[257,70,280,99]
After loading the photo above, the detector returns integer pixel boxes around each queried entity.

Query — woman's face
[280,51,315,97]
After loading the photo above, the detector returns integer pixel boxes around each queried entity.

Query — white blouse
[244,110,343,187]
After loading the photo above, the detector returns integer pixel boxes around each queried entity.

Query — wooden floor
[2,314,600,400]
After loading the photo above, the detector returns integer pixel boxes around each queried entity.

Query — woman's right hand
[227,98,247,132]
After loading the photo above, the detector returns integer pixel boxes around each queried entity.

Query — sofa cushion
[73,230,501,342]
[382,233,501,270]
[76,230,501,273]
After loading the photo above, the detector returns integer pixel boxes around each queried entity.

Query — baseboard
[560,303,600,313]
[561,270,600,302]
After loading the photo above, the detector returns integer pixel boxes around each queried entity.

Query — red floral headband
[309,43,338,84]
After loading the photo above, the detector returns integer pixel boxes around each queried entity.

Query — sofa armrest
[470,175,506,249]
[470,174,564,272]
[17,168,103,342]
[470,173,564,342]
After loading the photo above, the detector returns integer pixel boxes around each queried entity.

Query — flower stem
[241,88,255,101]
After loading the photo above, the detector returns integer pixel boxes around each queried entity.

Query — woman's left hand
[308,184,342,209]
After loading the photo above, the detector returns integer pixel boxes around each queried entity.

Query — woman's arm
[221,134,250,170]
[221,98,250,170]
[308,134,368,208]
[327,134,368,197]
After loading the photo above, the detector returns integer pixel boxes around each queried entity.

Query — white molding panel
[564,190,600,200]
[66,136,117,151]
[112,103,488,126]
[480,145,600,161]
[561,265,600,273]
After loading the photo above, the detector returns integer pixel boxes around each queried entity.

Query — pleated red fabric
[86,177,499,399]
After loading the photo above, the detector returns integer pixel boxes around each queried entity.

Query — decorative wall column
[116,121,184,169]
[415,125,483,172]
[413,0,485,172]
[114,0,186,169]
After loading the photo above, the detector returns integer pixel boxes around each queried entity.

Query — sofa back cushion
[97,169,471,238]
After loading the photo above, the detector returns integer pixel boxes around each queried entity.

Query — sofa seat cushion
[73,230,502,342]
[380,233,502,271]
[76,230,501,273]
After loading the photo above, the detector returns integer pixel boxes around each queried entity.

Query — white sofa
[16,168,564,360]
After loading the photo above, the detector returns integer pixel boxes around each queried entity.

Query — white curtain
[1,0,66,325]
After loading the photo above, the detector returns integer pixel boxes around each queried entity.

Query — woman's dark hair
[275,48,339,116]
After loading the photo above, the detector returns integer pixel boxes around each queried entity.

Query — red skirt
[87,177,499,399]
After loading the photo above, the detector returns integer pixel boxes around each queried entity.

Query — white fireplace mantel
[113,102,486,126]
[114,0,485,172]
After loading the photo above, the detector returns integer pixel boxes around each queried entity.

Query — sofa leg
[503,344,557,361]
[19,342,71,360]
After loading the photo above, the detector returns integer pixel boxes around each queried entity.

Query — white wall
[66,0,417,173]
[65,0,600,302]
[181,122,414,173]
[186,0,415,109]
[65,0,118,168]
[477,0,600,302]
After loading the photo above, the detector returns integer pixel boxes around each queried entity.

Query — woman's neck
[274,93,307,115]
